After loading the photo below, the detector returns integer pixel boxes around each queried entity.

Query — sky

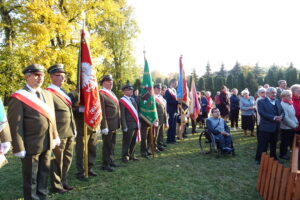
[127,0,300,76]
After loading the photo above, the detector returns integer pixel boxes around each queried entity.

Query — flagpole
[150,125,155,158]
[81,3,89,178]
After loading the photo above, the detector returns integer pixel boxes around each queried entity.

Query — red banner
[79,29,102,129]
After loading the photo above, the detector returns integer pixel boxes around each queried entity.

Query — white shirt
[26,84,41,98]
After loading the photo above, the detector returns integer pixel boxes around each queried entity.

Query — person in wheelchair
[206,108,233,153]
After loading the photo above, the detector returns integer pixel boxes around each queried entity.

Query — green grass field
[1,126,288,200]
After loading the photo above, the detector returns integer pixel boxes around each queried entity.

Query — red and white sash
[11,89,56,125]
[99,88,119,105]
[168,88,177,100]
[119,96,141,142]
[155,95,166,109]
[46,85,72,107]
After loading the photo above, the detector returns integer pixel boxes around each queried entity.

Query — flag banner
[189,77,201,121]
[139,57,158,125]
[79,29,102,129]
[177,56,188,104]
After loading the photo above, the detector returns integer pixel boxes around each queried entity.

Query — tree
[155,77,162,84]
[237,73,246,92]
[163,78,169,86]
[226,74,234,89]
[253,63,264,78]
[230,61,242,77]
[218,63,226,77]
[197,77,206,91]
[264,65,279,86]
[214,76,225,93]
[206,76,214,94]
[204,62,211,77]
[0,0,141,98]
[245,72,258,96]
[286,65,298,86]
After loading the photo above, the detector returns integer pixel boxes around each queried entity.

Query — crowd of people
[0,63,299,199]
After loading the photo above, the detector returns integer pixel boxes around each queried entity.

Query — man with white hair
[255,87,284,164]
[276,80,287,99]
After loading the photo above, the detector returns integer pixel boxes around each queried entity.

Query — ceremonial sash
[155,96,166,109]
[46,85,72,107]
[168,88,177,100]
[99,89,119,105]
[119,97,141,142]
[11,89,57,139]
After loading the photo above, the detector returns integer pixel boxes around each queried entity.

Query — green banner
[139,58,158,125]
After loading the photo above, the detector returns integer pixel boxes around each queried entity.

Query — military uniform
[99,86,120,170]
[154,85,168,150]
[8,63,58,200]
[120,87,139,162]
[47,64,76,192]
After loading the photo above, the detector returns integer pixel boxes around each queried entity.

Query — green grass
[1,126,287,200]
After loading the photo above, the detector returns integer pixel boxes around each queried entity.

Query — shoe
[255,160,260,165]
[52,188,68,194]
[154,148,160,153]
[147,151,153,155]
[110,162,118,167]
[76,174,88,182]
[129,156,139,161]
[141,153,150,159]
[231,128,236,131]
[157,146,165,151]
[279,155,290,160]
[88,169,97,176]
[102,165,114,172]
[162,143,167,147]
[63,184,74,191]
[122,157,129,163]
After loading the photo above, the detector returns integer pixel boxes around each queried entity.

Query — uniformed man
[71,94,98,180]
[154,84,168,151]
[119,84,140,162]
[99,75,120,172]
[165,79,178,144]
[0,98,11,158]
[8,64,60,200]
[46,64,76,193]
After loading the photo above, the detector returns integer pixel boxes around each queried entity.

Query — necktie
[36,91,41,99]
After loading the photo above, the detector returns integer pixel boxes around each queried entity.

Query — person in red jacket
[291,84,300,135]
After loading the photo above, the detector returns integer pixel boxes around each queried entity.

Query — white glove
[0,142,11,154]
[74,129,78,138]
[14,150,26,158]
[123,128,128,132]
[79,106,85,113]
[101,128,109,135]
[53,137,61,147]
[154,121,159,127]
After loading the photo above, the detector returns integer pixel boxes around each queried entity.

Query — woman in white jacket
[280,90,298,160]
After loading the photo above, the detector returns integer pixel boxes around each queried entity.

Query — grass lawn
[1,126,288,200]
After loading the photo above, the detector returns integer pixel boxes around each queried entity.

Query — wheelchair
[199,128,235,157]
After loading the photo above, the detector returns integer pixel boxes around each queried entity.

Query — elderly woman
[280,90,298,160]
[229,88,239,131]
[239,89,255,136]
[291,84,300,134]
[205,91,213,115]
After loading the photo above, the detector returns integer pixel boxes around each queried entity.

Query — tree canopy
[0,0,140,98]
